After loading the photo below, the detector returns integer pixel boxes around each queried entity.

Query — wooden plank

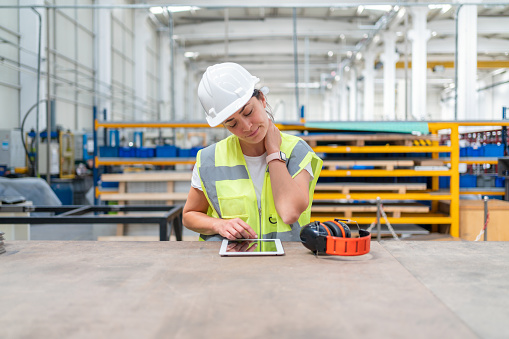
[301,133,439,143]
[99,192,189,201]
[415,159,446,166]
[322,160,414,170]
[101,172,192,182]
[315,183,427,195]
[311,204,430,218]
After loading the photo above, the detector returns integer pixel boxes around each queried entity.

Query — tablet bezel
[219,239,285,256]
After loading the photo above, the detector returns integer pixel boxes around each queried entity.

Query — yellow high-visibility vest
[196,132,323,241]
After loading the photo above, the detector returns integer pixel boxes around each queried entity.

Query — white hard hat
[198,62,260,127]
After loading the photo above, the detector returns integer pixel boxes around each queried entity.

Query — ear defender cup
[300,221,329,253]
[322,221,351,238]
[300,220,371,256]
[333,220,352,238]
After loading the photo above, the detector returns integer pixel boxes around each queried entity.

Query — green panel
[304,121,430,135]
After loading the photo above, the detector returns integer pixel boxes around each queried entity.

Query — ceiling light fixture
[149,7,164,14]
[184,52,199,58]
[167,6,200,13]
[364,5,393,11]
[428,4,452,14]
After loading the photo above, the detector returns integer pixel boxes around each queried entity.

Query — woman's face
[223,96,269,145]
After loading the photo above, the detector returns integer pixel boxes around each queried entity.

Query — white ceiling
[143,1,509,90]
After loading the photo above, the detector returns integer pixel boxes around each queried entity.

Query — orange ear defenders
[300,219,371,256]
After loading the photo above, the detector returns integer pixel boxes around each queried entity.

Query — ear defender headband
[300,219,371,256]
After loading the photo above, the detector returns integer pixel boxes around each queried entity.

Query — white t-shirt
[191,153,314,209]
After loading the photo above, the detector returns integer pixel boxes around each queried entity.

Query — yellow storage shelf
[320,169,452,177]
[310,213,452,224]
[313,145,452,153]
[313,192,452,201]
[96,157,196,166]
[443,157,499,165]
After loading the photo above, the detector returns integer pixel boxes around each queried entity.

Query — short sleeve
[303,162,314,180]
[191,165,203,191]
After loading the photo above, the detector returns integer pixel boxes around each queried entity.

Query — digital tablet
[219,239,285,256]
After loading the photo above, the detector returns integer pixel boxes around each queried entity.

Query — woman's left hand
[264,120,282,154]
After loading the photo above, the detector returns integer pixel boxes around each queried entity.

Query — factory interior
[1,1,509,338]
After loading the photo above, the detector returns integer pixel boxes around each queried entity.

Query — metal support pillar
[381,32,398,120]
[348,67,357,121]
[408,7,430,120]
[456,3,478,120]
[363,50,375,121]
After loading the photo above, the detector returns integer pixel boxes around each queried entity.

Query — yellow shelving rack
[92,118,314,202]
[310,123,459,236]
[93,115,508,238]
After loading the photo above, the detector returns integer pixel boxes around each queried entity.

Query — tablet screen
[219,239,284,256]
[226,239,277,252]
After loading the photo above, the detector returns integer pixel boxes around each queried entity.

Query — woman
[183,62,322,241]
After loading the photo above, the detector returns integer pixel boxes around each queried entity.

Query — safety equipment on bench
[300,219,371,256]
[198,62,260,127]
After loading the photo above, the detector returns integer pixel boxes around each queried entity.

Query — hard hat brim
[205,81,258,127]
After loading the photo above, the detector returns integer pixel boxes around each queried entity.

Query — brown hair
[252,89,274,122]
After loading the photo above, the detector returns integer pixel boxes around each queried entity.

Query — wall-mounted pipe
[31,7,42,177]
[292,8,300,121]
[46,7,51,184]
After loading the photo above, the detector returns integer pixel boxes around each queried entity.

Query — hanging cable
[20,100,47,172]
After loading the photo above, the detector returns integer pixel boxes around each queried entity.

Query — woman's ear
[260,94,267,108]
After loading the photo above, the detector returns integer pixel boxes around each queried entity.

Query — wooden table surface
[1,240,507,338]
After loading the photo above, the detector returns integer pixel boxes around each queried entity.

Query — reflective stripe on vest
[199,143,250,219]
[197,133,322,241]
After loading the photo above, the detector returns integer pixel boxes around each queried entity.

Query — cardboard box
[440,200,509,241]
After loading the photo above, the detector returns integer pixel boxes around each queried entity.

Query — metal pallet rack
[311,122,458,235]
[311,122,509,238]
[92,108,309,203]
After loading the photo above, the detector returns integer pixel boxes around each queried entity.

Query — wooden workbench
[1,241,507,338]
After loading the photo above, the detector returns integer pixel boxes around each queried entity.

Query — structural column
[408,7,430,120]
[456,2,478,120]
[381,32,398,120]
[133,9,148,120]
[339,66,348,121]
[94,0,112,118]
[159,32,170,121]
[19,0,47,132]
[396,79,406,120]
[362,50,375,120]
[174,48,186,121]
[348,67,357,121]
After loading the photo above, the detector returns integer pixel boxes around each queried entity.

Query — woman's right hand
[215,218,258,240]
